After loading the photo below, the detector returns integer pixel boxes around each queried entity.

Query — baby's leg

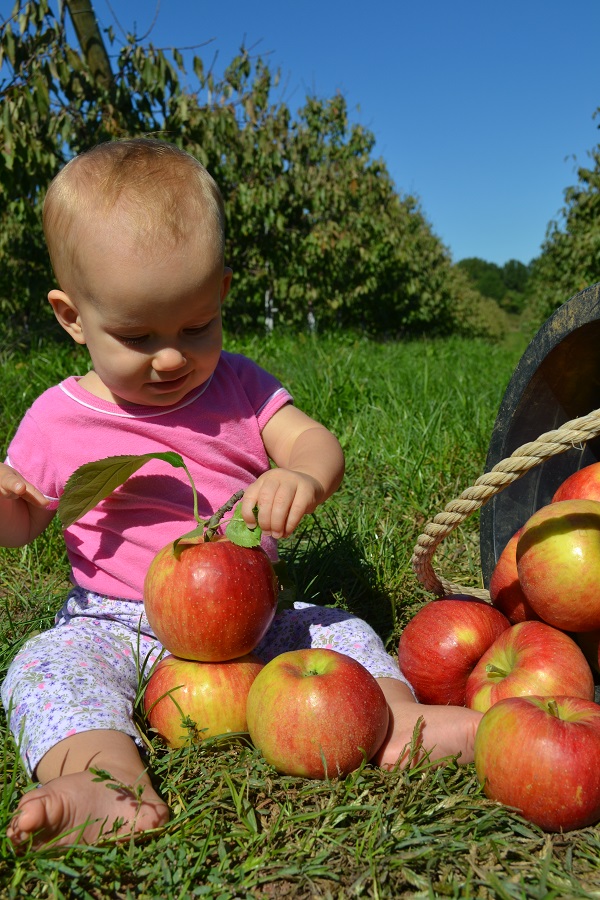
[2,592,168,850]
[373,678,482,768]
[255,602,481,769]
[255,601,408,681]
[7,730,169,851]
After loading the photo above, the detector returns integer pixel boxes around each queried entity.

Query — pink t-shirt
[6,352,292,601]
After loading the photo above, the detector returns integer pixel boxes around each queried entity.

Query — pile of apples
[57,453,390,780]
[400,461,600,833]
[143,535,390,779]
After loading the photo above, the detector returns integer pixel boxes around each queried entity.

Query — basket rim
[411,406,600,599]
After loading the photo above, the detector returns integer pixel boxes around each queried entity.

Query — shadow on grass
[279,511,395,646]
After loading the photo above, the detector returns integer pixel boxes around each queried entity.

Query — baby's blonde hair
[43,138,225,294]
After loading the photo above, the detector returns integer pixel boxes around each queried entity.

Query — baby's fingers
[260,485,300,539]
[241,479,290,538]
[0,473,49,507]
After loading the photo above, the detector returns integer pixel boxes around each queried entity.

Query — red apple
[474,695,600,832]
[397,598,510,705]
[465,620,595,712]
[489,529,540,623]
[516,499,600,631]
[144,537,279,661]
[246,649,389,779]
[144,652,264,747]
[552,461,600,503]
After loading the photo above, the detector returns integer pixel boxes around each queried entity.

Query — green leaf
[58,452,187,528]
[225,503,262,548]
[172,522,207,555]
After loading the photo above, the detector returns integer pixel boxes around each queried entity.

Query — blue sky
[16,1,600,266]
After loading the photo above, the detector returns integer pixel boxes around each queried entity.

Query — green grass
[3,331,600,898]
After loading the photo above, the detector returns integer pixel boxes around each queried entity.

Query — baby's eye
[116,334,148,345]
[184,325,210,336]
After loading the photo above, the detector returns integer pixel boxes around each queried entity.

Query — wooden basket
[411,407,600,601]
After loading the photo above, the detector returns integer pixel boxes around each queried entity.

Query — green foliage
[457,258,506,302]
[439,266,509,340]
[58,452,193,528]
[1,0,504,342]
[503,258,530,293]
[456,256,531,314]
[528,147,600,321]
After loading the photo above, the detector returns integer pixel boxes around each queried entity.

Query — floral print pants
[2,587,410,777]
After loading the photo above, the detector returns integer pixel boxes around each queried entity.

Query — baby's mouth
[149,373,190,390]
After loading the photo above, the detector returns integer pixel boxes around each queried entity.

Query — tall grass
[5,331,600,898]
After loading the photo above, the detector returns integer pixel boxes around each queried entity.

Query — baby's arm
[0,462,54,546]
[242,404,344,538]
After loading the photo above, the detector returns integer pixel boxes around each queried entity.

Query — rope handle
[411,406,600,600]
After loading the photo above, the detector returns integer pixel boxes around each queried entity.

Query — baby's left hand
[241,468,324,539]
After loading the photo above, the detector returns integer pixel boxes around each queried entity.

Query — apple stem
[547,699,560,718]
[178,459,202,524]
[485,663,509,678]
[204,490,246,541]
[178,463,244,534]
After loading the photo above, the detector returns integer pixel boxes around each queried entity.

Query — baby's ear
[221,267,233,303]
[48,290,87,345]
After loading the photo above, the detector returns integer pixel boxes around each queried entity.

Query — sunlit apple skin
[489,529,541,623]
[144,538,278,661]
[465,620,595,712]
[552,462,600,503]
[474,695,600,832]
[246,649,390,779]
[144,652,264,748]
[397,598,510,706]
[516,499,600,632]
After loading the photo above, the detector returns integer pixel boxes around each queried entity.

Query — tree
[502,259,529,294]
[456,258,506,302]
[64,0,112,86]
[528,147,600,321]
[0,0,502,341]
[456,257,530,315]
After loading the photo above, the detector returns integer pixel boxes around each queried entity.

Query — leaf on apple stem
[58,452,196,528]
[224,503,262,548]
[172,493,262,555]
[172,522,208,553]
[58,452,262,552]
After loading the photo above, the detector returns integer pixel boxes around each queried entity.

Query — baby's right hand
[0,464,50,508]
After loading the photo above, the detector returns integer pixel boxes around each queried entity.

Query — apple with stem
[144,652,264,748]
[246,649,390,779]
[474,695,600,832]
[57,451,279,662]
[397,597,510,706]
[465,620,595,713]
[516,499,600,631]
[144,535,278,661]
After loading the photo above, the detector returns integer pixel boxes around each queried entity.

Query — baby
[1,139,480,851]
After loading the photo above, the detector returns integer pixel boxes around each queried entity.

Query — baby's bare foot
[8,769,169,852]
[378,702,482,769]
[374,678,482,769]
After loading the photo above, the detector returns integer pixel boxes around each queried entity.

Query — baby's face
[70,228,230,407]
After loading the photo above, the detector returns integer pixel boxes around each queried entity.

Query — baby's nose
[152,347,187,371]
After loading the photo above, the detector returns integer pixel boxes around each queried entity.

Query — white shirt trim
[58,376,214,419]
